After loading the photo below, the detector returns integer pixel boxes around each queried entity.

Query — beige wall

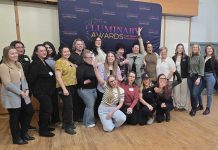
[0,1,190,58]
[164,16,190,57]
[0,0,17,56]
[0,1,59,58]
[18,2,60,57]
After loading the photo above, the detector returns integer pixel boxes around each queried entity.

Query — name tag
[129,88,134,91]
[49,72,54,76]
[24,58,29,61]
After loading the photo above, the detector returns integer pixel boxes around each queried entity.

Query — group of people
[0,28,218,145]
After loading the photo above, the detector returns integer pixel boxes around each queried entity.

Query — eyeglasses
[159,77,166,80]
[109,79,116,84]
[85,57,93,59]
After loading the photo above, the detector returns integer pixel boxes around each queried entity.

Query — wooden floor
[1,96,218,150]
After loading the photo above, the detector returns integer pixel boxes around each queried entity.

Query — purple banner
[58,0,162,53]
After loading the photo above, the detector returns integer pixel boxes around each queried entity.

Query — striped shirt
[101,85,125,107]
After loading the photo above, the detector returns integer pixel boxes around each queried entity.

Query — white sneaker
[87,124,95,128]
[147,117,154,125]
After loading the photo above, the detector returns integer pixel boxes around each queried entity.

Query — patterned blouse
[55,58,77,88]
[101,84,125,107]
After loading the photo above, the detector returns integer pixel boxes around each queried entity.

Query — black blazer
[28,57,56,96]
[172,55,189,78]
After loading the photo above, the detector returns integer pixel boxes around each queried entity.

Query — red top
[120,82,139,109]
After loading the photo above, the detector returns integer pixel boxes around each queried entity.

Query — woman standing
[43,41,57,70]
[127,43,144,85]
[201,44,218,115]
[156,47,176,81]
[69,38,86,122]
[137,27,159,83]
[28,44,56,137]
[172,43,190,111]
[0,46,34,144]
[77,50,97,127]
[155,71,182,123]
[93,64,126,131]
[55,46,77,135]
[120,71,139,125]
[115,43,129,79]
[138,73,156,125]
[188,44,205,116]
[91,36,106,66]
[43,41,61,125]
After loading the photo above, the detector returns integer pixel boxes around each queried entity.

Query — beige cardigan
[0,62,30,108]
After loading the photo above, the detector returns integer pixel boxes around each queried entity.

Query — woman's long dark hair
[57,45,70,59]
[204,44,216,58]
[43,41,57,59]
[156,74,171,99]
[31,44,46,61]
[91,36,105,55]
[124,71,137,86]
[174,43,187,59]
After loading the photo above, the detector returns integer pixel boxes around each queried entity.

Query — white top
[156,57,176,81]
[96,47,106,66]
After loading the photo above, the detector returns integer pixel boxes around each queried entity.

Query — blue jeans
[77,88,97,127]
[98,103,126,132]
[203,73,216,108]
[187,75,203,110]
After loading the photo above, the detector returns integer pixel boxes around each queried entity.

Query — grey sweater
[189,55,205,77]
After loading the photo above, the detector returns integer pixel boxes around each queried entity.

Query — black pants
[94,90,103,118]
[35,94,53,132]
[138,105,155,125]
[156,102,173,123]
[121,105,138,125]
[58,85,76,127]
[50,89,61,124]
[73,89,85,122]
[8,100,34,140]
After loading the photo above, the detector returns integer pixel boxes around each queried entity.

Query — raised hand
[137,27,143,36]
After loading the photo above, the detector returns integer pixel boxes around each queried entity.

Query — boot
[203,107,210,115]
[13,137,28,145]
[165,112,171,122]
[196,105,203,111]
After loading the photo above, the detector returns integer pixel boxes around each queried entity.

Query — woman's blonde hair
[190,43,201,57]
[82,49,92,58]
[104,51,118,77]
[174,43,187,58]
[105,75,121,104]
[2,46,21,68]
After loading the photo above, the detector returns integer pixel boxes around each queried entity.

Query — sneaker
[87,124,95,128]
[65,127,76,135]
[147,117,154,125]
